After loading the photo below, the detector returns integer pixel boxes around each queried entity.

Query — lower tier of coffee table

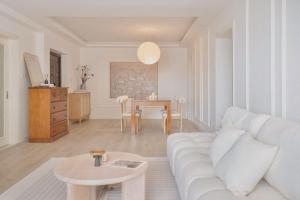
[66,174,145,200]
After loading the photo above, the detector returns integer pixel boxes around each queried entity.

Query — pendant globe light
[137,42,161,65]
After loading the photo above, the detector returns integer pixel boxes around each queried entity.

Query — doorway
[50,51,61,87]
[0,42,6,146]
[215,28,234,127]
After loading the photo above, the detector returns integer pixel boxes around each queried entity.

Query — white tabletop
[54,152,148,186]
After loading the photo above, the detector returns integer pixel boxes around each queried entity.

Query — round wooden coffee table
[54,152,148,200]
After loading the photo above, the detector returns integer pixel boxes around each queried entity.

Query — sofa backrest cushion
[221,107,248,129]
[237,113,270,137]
[257,118,300,199]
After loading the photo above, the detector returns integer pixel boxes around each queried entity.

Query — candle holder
[89,149,106,167]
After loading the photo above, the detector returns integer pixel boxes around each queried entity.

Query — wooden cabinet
[69,91,91,123]
[28,87,69,142]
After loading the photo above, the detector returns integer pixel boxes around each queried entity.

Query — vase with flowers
[77,65,94,90]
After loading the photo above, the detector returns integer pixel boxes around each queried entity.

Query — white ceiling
[0,0,231,43]
[52,17,195,42]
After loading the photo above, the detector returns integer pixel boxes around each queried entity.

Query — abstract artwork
[110,62,158,99]
[24,52,44,87]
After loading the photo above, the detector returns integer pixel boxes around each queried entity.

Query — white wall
[80,47,188,119]
[44,30,80,89]
[0,11,80,144]
[186,0,300,130]
[286,0,300,121]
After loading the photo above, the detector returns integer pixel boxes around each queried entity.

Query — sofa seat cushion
[189,181,286,200]
[248,180,287,200]
[167,133,215,158]
[175,161,216,200]
[175,148,211,169]
[168,138,211,174]
[172,147,210,173]
[196,190,249,200]
[187,177,226,200]
[167,132,214,152]
[167,132,216,147]
[174,155,213,181]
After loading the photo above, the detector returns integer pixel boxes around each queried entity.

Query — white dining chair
[162,97,186,133]
[116,95,142,133]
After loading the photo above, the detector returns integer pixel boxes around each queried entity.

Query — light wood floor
[0,119,199,194]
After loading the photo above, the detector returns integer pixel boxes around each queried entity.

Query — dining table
[131,99,172,134]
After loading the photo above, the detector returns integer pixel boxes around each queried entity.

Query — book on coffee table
[109,160,144,169]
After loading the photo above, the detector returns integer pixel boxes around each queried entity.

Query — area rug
[0,157,180,200]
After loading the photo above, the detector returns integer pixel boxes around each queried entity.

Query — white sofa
[167,107,300,200]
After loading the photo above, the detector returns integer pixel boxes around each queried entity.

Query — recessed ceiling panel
[52,17,195,42]
[0,0,231,21]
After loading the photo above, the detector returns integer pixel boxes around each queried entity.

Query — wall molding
[281,0,287,119]
[232,20,236,107]
[270,0,276,115]
[200,37,204,121]
[207,30,211,128]
[43,18,85,45]
[0,3,85,46]
[181,19,205,45]
[245,0,250,111]
[194,39,200,121]
[0,3,42,31]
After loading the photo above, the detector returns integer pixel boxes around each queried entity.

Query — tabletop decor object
[90,149,106,167]
[148,92,158,100]
[77,65,94,90]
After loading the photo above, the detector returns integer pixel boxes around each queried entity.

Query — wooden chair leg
[124,119,127,128]
[136,117,139,135]
[139,116,142,133]
[161,117,164,128]
[163,117,167,134]
[121,119,124,133]
[180,118,183,132]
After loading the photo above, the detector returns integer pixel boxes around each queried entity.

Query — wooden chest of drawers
[28,87,69,142]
